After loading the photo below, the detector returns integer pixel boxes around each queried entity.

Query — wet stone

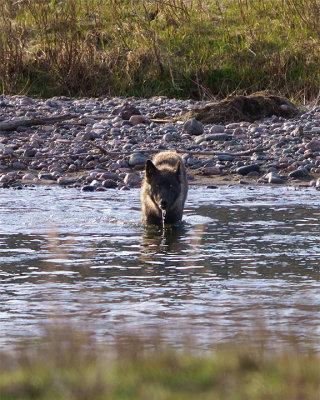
[289,167,309,179]
[81,185,95,192]
[236,164,260,176]
[39,173,56,180]
[265,172,284,184]
[57,176,77,185]
[22,173,37,181]
[102,179,118,189]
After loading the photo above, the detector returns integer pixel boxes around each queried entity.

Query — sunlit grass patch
[0,335,319,400]
[0,0,320,100]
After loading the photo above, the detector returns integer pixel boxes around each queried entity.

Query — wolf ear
[145,159,158,181]
[175,161,181,180]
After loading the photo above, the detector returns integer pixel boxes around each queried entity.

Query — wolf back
[140,151,188,225]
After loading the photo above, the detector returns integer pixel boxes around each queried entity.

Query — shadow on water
[0,185,319,349]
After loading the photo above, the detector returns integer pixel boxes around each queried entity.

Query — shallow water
[0,185,319,350]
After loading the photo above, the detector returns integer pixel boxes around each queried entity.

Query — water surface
[0,185,319,349]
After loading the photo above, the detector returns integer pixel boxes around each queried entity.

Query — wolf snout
[160,200,168,210]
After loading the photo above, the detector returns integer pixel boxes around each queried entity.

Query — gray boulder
[183,118,204,136]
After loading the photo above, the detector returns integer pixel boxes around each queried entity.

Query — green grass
[0,343,319,400]
[0,0,320,100]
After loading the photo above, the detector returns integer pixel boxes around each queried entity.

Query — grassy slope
[0,347,319,399]
[0,0,319,100]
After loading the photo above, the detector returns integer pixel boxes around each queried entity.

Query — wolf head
[145,159,182,211]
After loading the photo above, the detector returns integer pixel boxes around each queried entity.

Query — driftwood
[0,114,78,132]
[89,142,269,158]
[178,92,299,124]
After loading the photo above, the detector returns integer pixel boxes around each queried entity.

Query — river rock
[236,164,260,176]
[22,173,37,181]
[0,175,10,183]
[183,118,204,135]
[205,133,231,142]
[39,173,56,180]
[289,167,309,179]
[203,166,221,175]
[233,127,244,136]
[128,153,147,167]
[129,115,149,125]
[57,176,77,185]
[218,154,234,162]
[81,185,95,192]
[102,179,117,188]
[23,148,37,157]
[124,172,141,187]
[19,96,35,106]
[119,103,141,120]
[305,140,320,151]
[163,132,174,142]
[11,161,27,170]
[292,125,304,137]
[210,125,225,133]
[265,172,284,184]
[99,172,119,181]
[195,133,231,144]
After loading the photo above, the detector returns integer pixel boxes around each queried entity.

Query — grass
[0,329,319,400]
[0,0,319,101]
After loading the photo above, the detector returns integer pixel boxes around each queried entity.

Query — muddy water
[0,185,319,349]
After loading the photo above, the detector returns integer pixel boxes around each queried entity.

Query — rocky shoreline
[0,94,320,191]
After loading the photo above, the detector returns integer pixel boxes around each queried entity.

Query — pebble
[265,171,284,184]
[81,185,95,192]
[183,118,204,135]
[305,140,320,151]
[102,179,118,188]
[236,164,260,176]
[203,166,222,175]
[289,167,309,179]
[129,115,149,125]
[210,125,225,133]
[57,177,77,185]
[11,161,27,170]
[128,153,147,167]
[118,103,141,120]
[124,172,142,187]
[0,94,319,190]
[22,173,37,181]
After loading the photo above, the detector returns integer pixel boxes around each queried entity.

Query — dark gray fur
[140,151,188,225]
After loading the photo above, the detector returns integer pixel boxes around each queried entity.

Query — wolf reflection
[139,222,213,272]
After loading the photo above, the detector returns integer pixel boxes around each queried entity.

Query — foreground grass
[0,0,320,101]
[0,342,319,400]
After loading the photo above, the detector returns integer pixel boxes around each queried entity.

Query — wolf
[140,151,188,225]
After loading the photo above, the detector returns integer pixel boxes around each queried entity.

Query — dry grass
[0,325,319,400]
[0,0,319,101]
